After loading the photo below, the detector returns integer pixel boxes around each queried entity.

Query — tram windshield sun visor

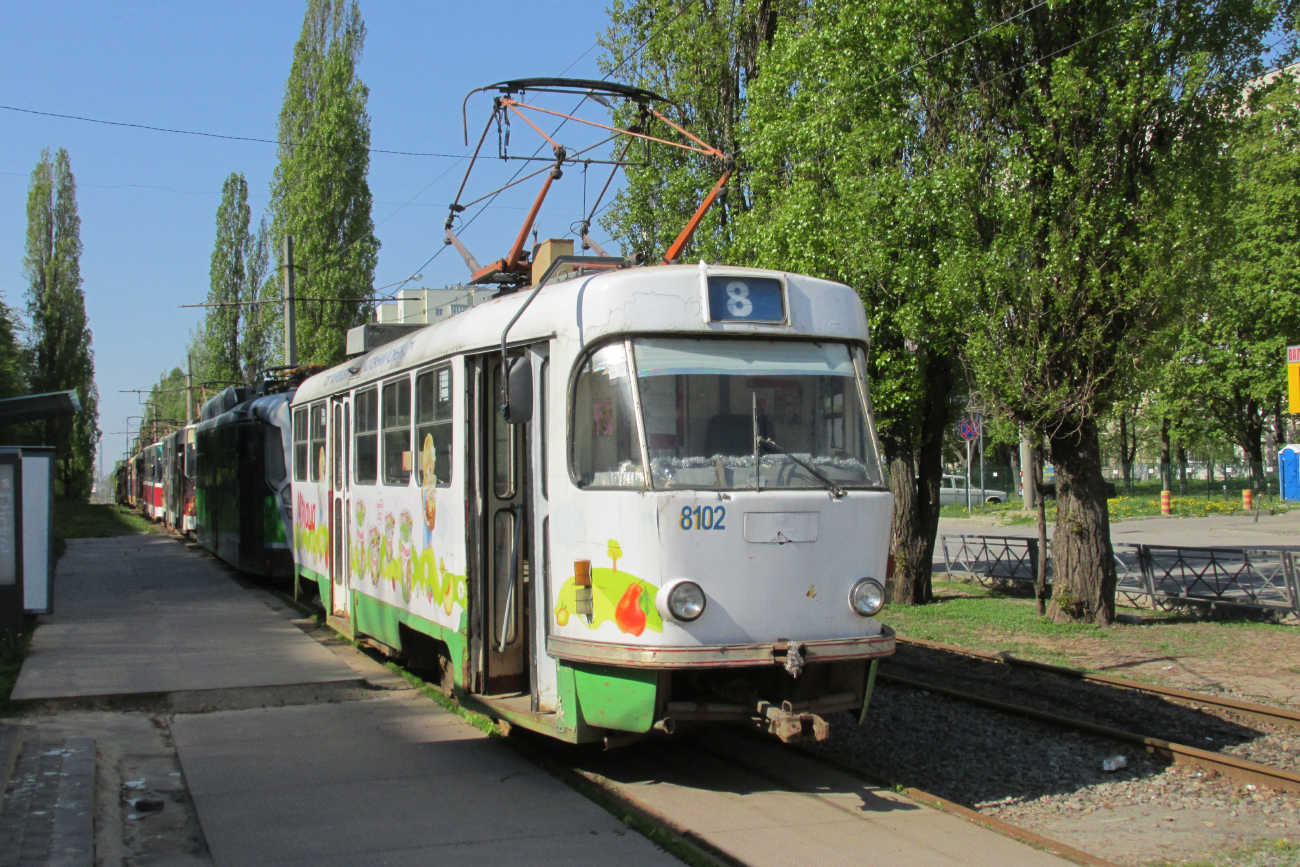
[570,338,884,490]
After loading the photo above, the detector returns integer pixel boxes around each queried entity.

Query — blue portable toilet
[1282,445,1300,501]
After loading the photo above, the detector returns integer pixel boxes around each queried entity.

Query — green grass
[0,620,35,716]
[1146,837,1300,867]
[940,494,1288,524]
[53,499,158,560]
[884,581,1108,662]
[885,579,1296,668]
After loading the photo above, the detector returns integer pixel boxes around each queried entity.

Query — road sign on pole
[958,419,979,441]
[1289,345,1300,414]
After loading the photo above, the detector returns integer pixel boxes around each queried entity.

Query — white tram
[288,258,896,744]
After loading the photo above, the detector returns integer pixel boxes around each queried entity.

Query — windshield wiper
[757,437,847,499]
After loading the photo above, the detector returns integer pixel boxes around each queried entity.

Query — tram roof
[293,263,868,405]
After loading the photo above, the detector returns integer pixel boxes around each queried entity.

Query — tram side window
[309,403,327,482]
[292,407,308,481]
[415,364,453,488]
[382,376,412,486]
[265,427,287,486]
[354,387,379,485]
[571,343,643,488]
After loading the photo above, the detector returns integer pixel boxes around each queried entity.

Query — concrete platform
[171,695,675,866]
[12,537,359,700]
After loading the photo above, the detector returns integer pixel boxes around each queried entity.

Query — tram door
[329,397,351,618]
[472,352,534,696]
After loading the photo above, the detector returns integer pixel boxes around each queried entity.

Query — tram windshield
[570,338,884,490]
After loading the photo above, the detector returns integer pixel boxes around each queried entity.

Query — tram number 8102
[681,505,726,531]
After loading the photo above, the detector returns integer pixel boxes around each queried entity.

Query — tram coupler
[756,700,830,744]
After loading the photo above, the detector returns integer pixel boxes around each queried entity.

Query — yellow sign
[1291,345,1300,414]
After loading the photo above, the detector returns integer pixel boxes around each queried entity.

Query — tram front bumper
[546,624,895,669]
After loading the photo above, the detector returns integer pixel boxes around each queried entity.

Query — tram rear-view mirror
[502,357,532,424]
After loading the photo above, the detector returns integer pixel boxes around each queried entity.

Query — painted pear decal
[614,583,648,636]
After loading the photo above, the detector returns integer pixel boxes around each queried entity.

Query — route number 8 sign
[707,276,785,323]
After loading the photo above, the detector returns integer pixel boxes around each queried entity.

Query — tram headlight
[848,577,885,617]
[657,579,706,623]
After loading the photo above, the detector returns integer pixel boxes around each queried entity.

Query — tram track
[896,636,1300,733]
[880,637,1300,795]
[519,728,1119,867]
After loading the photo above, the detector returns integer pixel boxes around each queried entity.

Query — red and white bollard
[1160,490,1171,515]
[1242,488,1253,510]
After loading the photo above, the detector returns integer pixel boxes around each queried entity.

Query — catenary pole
[186,354,195,424]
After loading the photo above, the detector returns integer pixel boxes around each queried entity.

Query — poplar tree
[958,0,1287,624]
[23,147,99,501]
[269,0,379,365]
[201,173,274,385]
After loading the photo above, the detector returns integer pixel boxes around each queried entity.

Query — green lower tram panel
[301,568,660,743]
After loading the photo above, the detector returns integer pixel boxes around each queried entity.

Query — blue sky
[0,1,617,472]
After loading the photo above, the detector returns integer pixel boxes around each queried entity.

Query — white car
[940,474,1007,505]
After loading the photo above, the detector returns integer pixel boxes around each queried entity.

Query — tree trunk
[1118,412,1131,490]
[1237,401,1266,490]
[1031,441,1049,616]
[1009,443,1021,508]
[887,449,930,605]
[884,354,953,605]
[1177,440,1187,495]
[1159,417,1171,492]
[1045,418,1116,626]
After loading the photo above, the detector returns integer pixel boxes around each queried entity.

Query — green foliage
[599,0,791,262]
[964,3,1272,433]
[133,367,190,447]
[269,0,379,366]
[1168,73,1300,467]
[199,173,276,386]
[739,0,979,449]
[22,148,99,501]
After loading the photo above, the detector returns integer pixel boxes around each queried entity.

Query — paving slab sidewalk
[12,536,358,700]
[170,695,668,866]
[935,510,1300,562]
[8,535,676,866]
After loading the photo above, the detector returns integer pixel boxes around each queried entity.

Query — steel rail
[896,635,1300,732]
[787,743,1122,867]
[878,671,1300,795]
[524,730,1121,867]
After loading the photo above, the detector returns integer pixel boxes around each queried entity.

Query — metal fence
[939,533,1300,617]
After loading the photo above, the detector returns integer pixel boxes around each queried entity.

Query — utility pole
[186,354,195,424]
[283,234,297,367]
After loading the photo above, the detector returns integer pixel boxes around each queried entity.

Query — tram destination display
[707,275,785,323]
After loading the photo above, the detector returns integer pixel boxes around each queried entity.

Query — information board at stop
[1289,345,1300,414]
